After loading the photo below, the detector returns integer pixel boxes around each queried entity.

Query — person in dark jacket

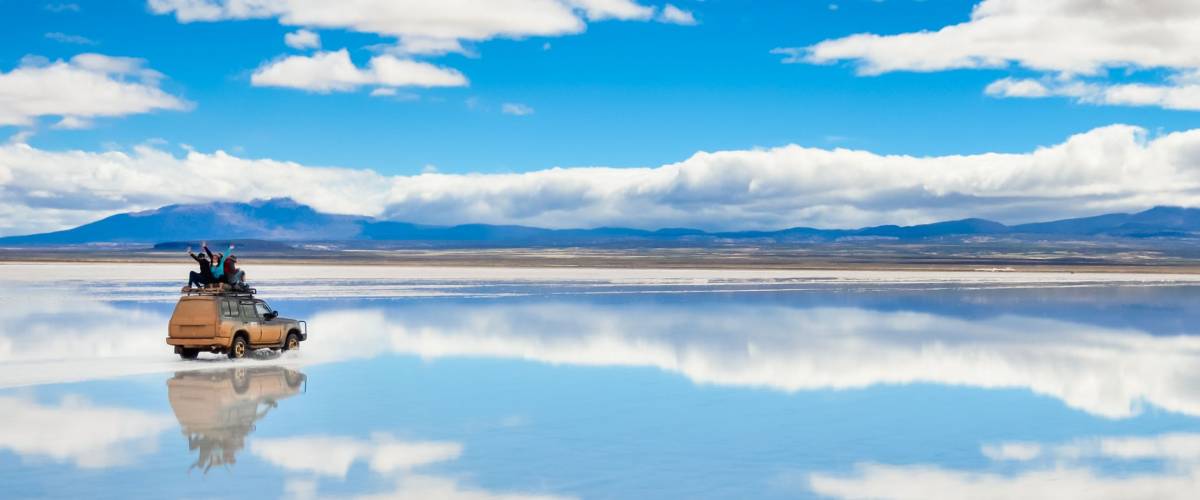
[187,242,217,288]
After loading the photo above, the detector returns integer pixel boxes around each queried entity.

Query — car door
[255,301,283,344]
[238,301,263,344]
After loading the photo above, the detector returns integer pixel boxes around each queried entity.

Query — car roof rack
[182,285,257,297]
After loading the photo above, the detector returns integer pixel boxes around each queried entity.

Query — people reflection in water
[166,366,306,473]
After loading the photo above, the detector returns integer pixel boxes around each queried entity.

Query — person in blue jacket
[211,244,234,284]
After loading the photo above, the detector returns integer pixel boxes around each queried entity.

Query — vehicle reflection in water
[166,366,307,473]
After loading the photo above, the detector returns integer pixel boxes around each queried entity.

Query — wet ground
[2,264,1200,498]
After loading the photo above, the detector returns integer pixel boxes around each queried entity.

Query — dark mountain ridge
[2,198,1199,247]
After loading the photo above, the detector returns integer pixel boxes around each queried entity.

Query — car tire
[179,348,199,360]
[284,370,304,388]
[232,368,249,394]
[284,332,300,352]
[229,335,248,359]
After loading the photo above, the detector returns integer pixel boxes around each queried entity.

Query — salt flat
[3,263,1200,498]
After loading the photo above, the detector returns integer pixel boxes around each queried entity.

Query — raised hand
[186,246,192,253]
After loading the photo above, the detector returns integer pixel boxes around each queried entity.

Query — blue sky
[3,0,1194,172]
[1,0,1200,234]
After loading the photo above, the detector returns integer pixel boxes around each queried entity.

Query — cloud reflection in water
[303,301,1200,418]
[808,432,1200,500]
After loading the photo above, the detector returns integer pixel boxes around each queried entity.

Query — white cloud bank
[4,124,1200,235]
[779,0,1200,111]
[0,54,189,128]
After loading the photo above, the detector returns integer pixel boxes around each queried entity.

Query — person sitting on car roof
[223,253,245,287]
[187,242,217,289]
[211,244,233,285]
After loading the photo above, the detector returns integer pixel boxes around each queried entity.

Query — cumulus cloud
[0,53,189,128]
[5,124,1200,235]
[779,0,1200,111]
[283,28,319,50]
[250,49,467,92]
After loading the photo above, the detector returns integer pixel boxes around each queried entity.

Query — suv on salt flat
[167,289,307,359]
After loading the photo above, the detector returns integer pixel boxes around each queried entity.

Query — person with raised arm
[210,244,232,287]
[186,241,217,290]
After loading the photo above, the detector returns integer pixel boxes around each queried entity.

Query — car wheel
[179,348,199,360]
[284,333,300,351]
[232,368,249,394]
[229,335,248,359]
[284,370,304,388]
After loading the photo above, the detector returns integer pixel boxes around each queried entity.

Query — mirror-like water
[2,264,1199,499]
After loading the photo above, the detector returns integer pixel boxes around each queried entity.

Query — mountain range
[2,198,1199,247]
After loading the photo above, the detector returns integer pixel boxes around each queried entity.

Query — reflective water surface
[2,264,1200,498]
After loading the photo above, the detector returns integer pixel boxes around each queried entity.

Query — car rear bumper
[166,337,229,347]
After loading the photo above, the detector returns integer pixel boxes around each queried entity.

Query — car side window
[239,302,259,320]
[221,300,237,318]
[255,303,271,318]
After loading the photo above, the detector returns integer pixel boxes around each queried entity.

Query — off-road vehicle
[167,287,307,359]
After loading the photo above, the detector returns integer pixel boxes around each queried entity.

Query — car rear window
[173,299,217,323]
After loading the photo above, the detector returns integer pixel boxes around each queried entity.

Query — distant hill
[0,199,362,245]
[1,197,1199,247]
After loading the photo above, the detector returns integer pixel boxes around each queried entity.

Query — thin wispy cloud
[44,3,80,13]
[44,32,96,45]
[501,102,535,116]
